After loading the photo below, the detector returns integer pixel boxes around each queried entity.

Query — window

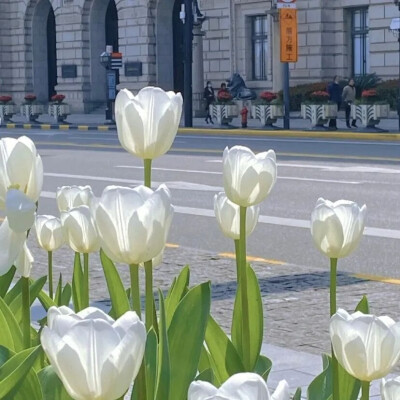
[351,8,369,76]
[252,16,268,80]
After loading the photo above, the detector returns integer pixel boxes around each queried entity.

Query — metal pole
[184,0,193,127]
[398,35,400,132]
[283,62,290,129]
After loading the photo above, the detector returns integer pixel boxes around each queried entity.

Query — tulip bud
[188,372,290,400]
[381,377,400,400]
[61,206,100,254]
[214,192,259,240]
[0,136,43,208]
[41,306,146,400]
[330,309,400,382]
[116,87,183,160]
[311,198,367,259]
[35,215,65,252]
[5,189,36,233]
[95,184,173,265]
[223,146,277,207]
[56,185,95,212]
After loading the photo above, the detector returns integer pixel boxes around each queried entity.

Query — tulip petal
[188,380,219,400]
[271,380,290,400]
[77,307,115,323]
[14,242,33,277]
[112,311,141,336]
[219,372,271,400]
[47,306,75,329]
[5,189,36,233]
[0,219,26,276]
[120,101,145,157]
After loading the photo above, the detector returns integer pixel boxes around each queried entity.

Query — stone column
[272,17,283,92]
[192,24,206,117]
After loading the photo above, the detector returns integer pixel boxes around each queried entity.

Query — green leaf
[61,284,72,307]
[231,264,264,371]
[9,276,47,323]
[205,316,244,385]
[307,354,332,400]
[355,296,369,314]
[155,291,170,400]
[145,328,158,400]
[72,253,84,312]
[100,250,130,318]
[198,346,212,373]
[38,290,57,312]
[195,369,214,384]
[292,387,302,400]
[168,282,210,400]
[338,363,360,400]
[0,345,42,399]
[38,366,73,400]
[54,274,63,306]
[254,355,272,381]
[4,278,22,305]
[165,266,190,328]
[0,267,16,298]
[0,297,23,352]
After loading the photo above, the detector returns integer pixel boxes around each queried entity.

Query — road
[2,128,400,280]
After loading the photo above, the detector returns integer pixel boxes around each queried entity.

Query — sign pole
[283,63,290,129]
[184,0,194,128]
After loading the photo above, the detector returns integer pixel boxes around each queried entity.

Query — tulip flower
[115,87,183,160]
[95,185,173,266]
[223,146,277,207]
[61,206,100,254]
[214,192,259,240]
[188,373,290,400]
[5,189,36,233]
[381,377,400,400]
[311,198,367,259]
[35,215,65,252]
[41,306,146,400]
[330,309,400,383]
[0,136,43,208]
[56,185,95,212]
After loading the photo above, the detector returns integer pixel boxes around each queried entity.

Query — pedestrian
[203,81,215,124]
[327,75,341,129]
[217,82,229,98]
[342,78,357,128]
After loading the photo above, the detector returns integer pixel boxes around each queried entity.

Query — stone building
[0,0,398,112]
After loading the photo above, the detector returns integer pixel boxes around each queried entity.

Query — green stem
[144,159,152,188]
[22,277,31,348]
[330,257,339,400]
[144,260,154,331]
[234,239,241,283]
[129,264,141,318]
[48,251,53,299]
[83,253,89,308]
[239,206,250,370]
[361,381,370,400]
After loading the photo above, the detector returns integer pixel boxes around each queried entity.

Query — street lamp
[390,0,400,131]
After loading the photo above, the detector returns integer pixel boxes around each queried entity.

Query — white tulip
[214,192,259,240]
[61,206,100,253]
[0,218,26,276]
[5,189,36,233]
[41,306,146,400]
[56,185,95,212]
[116,87,183,159]
[381,376,400,400]
[311,198,367,259]
[14,242,33,277]
[330,309,400,382]
[35,215,65,252]
[223,146,277,207]
[188,373,290,400]
[0,136,43,208]
[95,185,173,265]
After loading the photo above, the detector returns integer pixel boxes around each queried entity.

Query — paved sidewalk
[28,238,398,398]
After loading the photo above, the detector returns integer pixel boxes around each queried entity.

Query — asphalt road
[2,128,399,279]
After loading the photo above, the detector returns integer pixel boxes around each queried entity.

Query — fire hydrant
[240,106,248,128]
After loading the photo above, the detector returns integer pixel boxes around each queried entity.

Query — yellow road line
[218,252,286,265]
[166,243,179,248]
[59,125,70,130]
[6,123,16,129]
[353,273,400,285]
[23,124,32,129]
[78,125,89,131]
[98,126,109,131]
[41,124,51,130]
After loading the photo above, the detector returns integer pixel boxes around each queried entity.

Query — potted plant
[251,91,284,128]
[20,94,44,122]
[0,95,17,123]
[351,89,390,130]
[48,94,70,122]
[301,91,338,129]
[209,90,238,126]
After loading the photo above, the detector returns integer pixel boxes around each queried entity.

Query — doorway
[47,7,57,99]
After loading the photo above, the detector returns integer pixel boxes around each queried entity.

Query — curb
[1,122,400,141]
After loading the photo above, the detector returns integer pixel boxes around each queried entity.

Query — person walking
[342,78,357,128]
[327,76,341,129]
[203,81,215,124]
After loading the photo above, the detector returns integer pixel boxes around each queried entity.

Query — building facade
[0,0,398,112]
